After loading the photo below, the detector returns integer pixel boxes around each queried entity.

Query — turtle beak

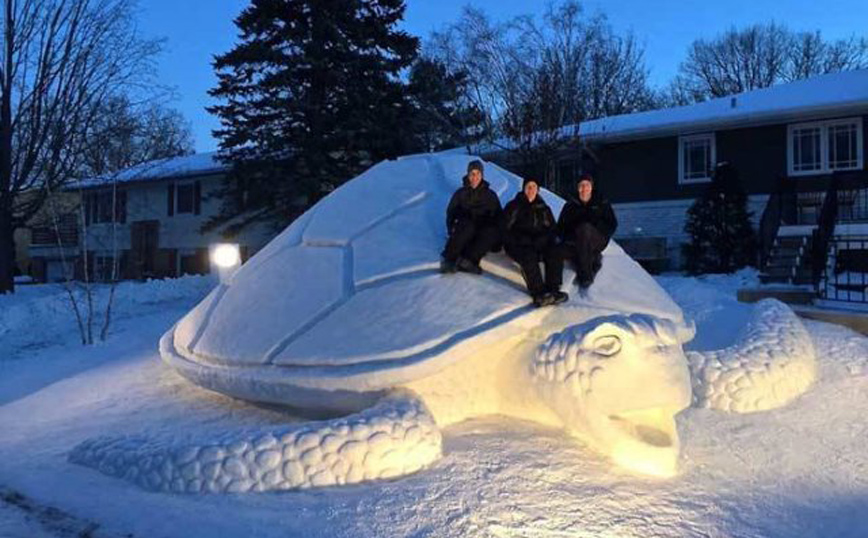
[605,407,682,478]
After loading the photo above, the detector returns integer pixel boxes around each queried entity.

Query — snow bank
[0,276,214,359]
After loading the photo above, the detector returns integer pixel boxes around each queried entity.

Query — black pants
[564,223,608,283]
[442,219,500,264]
[505,243,565,296]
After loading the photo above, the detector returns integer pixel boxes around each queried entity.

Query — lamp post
[210,243,241,283]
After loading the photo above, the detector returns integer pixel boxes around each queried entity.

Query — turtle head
[531,314,692,477]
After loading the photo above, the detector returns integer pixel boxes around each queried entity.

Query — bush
[683,162,758,274]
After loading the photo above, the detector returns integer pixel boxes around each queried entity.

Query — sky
[136,0,868,153]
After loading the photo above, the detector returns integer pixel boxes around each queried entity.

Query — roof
[74,151,226,189]
[580,69,868,142]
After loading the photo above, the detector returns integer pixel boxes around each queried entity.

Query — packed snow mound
[687,299,817,413]
[165,153,690,403]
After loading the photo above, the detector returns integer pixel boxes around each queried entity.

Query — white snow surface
[1,271,867,536]
[74,152,223,188]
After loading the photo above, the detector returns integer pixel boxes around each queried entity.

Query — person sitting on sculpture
[557,173,618,289]
[441,160,503,275]
[502,177,569,307]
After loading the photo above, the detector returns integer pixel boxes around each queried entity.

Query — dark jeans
[442,219,500,264]
[564,223,608,283]
[505,242,565,296]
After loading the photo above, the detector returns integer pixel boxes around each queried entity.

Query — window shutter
[167,182,175,216]
[194,180,201,215]
[116,190,127,224]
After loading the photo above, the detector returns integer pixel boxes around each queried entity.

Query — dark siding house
[485,69,868,302]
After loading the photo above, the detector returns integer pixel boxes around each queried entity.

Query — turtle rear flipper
[69,390,441,493]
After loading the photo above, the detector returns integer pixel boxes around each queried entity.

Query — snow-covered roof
[74,151,226,189]
[580,69,868,142]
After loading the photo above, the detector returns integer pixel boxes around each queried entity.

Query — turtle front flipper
[687,299,817,413]
[68,389,441,493]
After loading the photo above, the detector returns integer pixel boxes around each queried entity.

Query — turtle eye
[593,335,621,357]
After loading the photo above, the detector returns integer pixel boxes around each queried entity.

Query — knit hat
[578,172,594,185]
[522,177,539,189]
[467,160,484,175]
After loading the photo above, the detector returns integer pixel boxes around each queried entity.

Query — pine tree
[683,162,758,274]
[207,0,419,234]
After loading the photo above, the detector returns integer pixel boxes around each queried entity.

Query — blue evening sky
[137,0,868,152]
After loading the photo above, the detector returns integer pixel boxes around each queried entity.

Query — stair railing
[811,173,841,286]
[758,176,792,269]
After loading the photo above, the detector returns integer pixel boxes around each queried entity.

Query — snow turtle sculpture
[70,154,817,493]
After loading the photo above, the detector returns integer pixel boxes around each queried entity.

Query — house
[28,152,276,282]
[483,69,868,299]
[17,191,81,281]
[580,69,867,278]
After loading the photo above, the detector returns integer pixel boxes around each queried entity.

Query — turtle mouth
[604,407,681,477]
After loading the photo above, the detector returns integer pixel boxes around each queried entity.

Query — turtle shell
[161,154,690,409]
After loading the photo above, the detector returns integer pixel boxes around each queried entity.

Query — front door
[130,220,159,279]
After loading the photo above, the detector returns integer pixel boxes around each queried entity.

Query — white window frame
[678,132,716,185]
[787,117,863,177]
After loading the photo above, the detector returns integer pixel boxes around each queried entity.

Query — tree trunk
[0,0,14,294]
[0,204,13,293]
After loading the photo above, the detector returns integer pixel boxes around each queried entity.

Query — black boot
[456,257,482,275]
[533,292,555,308]
[440,258,456,274]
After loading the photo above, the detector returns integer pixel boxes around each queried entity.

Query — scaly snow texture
[69,390,440,493]
[687,298,817,413]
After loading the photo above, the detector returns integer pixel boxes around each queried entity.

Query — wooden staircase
[760,235,814,285]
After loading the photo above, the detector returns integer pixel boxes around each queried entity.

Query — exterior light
[212,243,241,268]
[210,243,241,283]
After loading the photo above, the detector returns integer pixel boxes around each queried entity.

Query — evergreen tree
[207,0,419,233]
[407,58,486,152]
[683,162,758,274]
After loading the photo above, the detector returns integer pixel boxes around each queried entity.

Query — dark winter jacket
[557,195,618,244]
[445,177,502,232]
[502,192,557,251]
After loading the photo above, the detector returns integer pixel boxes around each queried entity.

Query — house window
[177,183,195,214]
[678,133,715,184]
[791,126,822,173]
[788,117,863,176]
[94,255,117,281]
[828,121,860,170]
[167,180,201,216]
[85,189,126,224]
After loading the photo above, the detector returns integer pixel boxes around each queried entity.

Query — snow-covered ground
[1,270,866,538]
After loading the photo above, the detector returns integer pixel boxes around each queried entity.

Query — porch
[759,170,868,303]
